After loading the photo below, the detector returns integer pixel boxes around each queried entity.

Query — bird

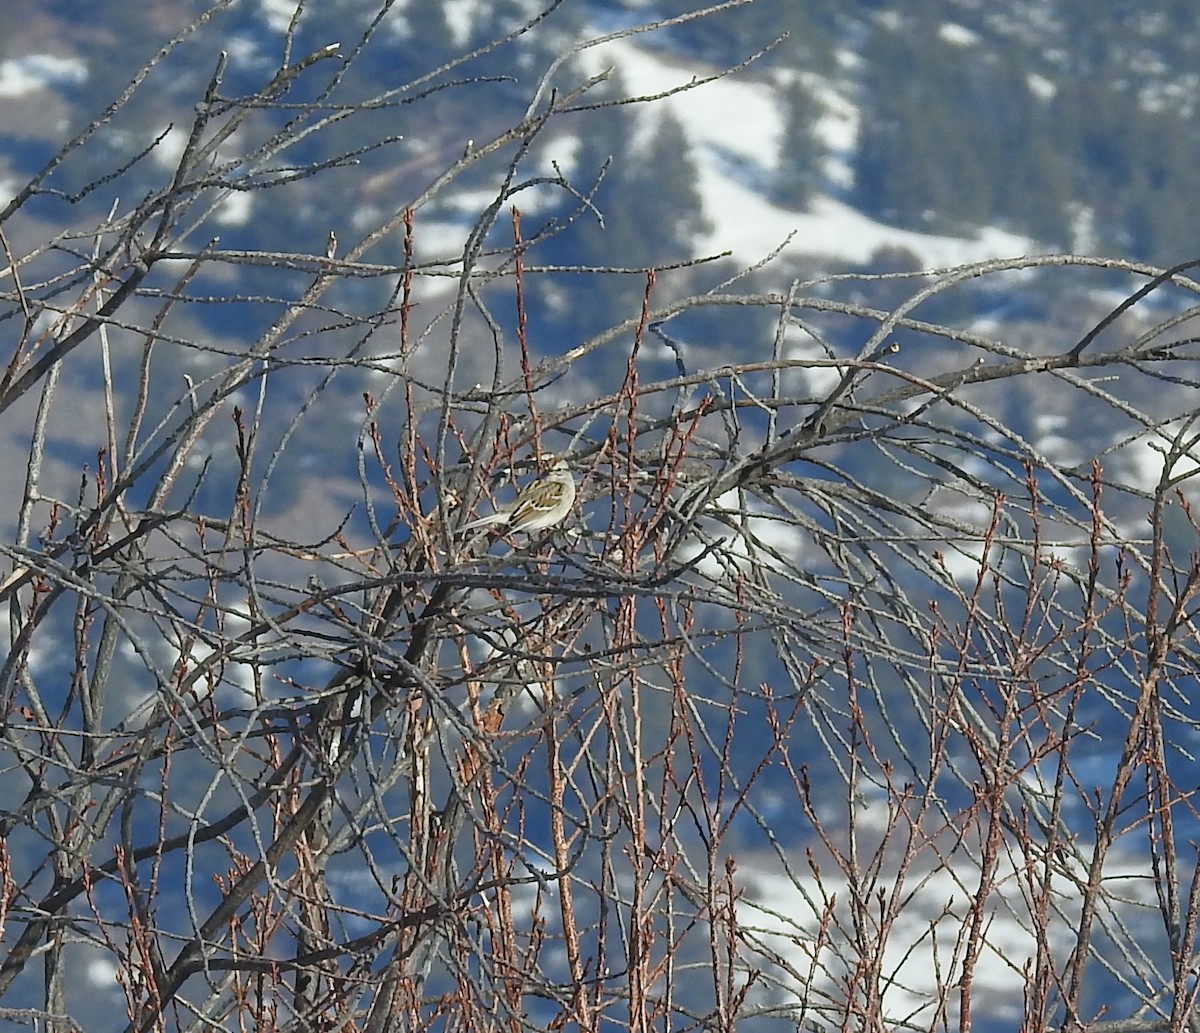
[458,457,576,534]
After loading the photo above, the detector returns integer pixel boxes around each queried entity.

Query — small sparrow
[459,457,576,534]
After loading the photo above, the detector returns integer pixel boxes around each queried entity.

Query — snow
[442,0,480,47]
[444,0,551,48]
[576,37,1033,270]
[257,0,308,34]
[1027,71,1057,99]
[0,54,87,97]
[1120,429,1200,493]
[939,22,981,46]
[698,180,1031,269]
[734,839,1156,1027]
[579,39,784,170]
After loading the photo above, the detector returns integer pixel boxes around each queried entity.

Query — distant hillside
[5,0,1199,269]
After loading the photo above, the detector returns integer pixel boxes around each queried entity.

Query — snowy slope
[576,37,1034,269]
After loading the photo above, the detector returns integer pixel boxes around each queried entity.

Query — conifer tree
[534,80,709,344]
[774,77,824,210]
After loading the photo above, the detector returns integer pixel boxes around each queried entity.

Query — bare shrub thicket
[3,3,1200,1032]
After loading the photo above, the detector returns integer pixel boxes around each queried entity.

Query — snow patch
[575,38,1032,270]
[0,54,87,97]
